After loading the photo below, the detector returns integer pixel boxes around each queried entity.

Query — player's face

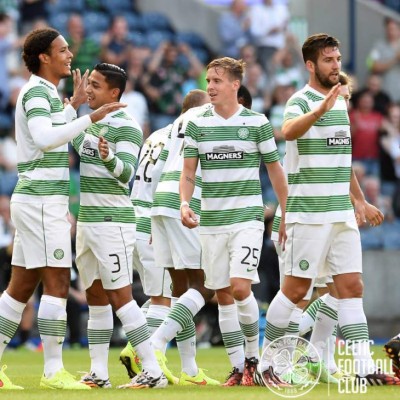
[339,84,350,108]
[206,67,239,108]
[313,46,341,89]
[47,35,73,79]
[86,70,118,110]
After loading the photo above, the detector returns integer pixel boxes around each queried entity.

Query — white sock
[324,329,338,374]
[286,306,302,336]
[235,292,259,360]
[0,292,25,361]
[117,300,161,377]
[262,290,295,371]
[38,295,67,377]
[219,303,245,372]
[338,298,375,376]
[299,295,327,336]
[87,305,113,380]
[310,294,338,361]
[146,305,170,336]
[141,299,151,317]
[151,289,204,352]
[176,319,197,376]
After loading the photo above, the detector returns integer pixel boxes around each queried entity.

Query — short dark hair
[93,63,127,100]
[207,57,245,83]
[302,33,340,64]
[237,85,252,109]
[22,28,61,74]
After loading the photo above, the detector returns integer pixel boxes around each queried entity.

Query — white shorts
[151,216,201,270]
[275,241,314,301]
[76,225,135,290]
[283,221,362,279]
[133,238,172,297]
[11,202,72,269]
[201,228,263,290]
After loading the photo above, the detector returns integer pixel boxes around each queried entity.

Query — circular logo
[99,126,109,137]
[53,249,64,260]
[299,260,309,271]
[237,127,249,139]
[259,335,321,398]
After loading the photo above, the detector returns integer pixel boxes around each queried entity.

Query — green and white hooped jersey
[73,110,142,226]
[152,105,209,219]
[284,84,354,224]
[12,75,73,203]
[184,105,280,234]
[131,126,170,239]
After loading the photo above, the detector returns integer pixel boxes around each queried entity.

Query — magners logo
[206,151,244,160]
[326,137,350,146]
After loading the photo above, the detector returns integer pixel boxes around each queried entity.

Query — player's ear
[39,53,49,65]
[305,60,314,74]
[112,87,120,100]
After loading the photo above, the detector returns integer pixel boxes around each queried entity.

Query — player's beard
[315,66,339,90]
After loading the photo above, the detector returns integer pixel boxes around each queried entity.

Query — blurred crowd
[0,0,400,348]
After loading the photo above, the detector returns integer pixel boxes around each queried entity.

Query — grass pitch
[1,345,398,400]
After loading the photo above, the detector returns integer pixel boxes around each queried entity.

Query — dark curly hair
[22,28,60,74]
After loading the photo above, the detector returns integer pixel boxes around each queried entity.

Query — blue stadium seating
[141,11,173,33]
[145,30,175,50]
[124,13,145,33]
[99,0,133,15]
[82,11,111,36]
[48,12,70,36]
[175,31,206,50]
[46,0,85,14]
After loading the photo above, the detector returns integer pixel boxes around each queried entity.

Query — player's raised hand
[319,83,342,115]
[69,69,89,109]
[90,102,127,123]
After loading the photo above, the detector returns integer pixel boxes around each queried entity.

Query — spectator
[270,38,306,90]
[101,15,132,71]
[120,78,151,139]
[0,12,13,118]
[242,62,270,113]
[352,73,391,116]
[349,89,384,176]
[19,0,47,35]
[218,0,250,58]
[380,103,400,196]
[248,0,290,73]
[367,17,400,103]
[64,14,102,99]
[0,130,17,197]
[141,41,204,131]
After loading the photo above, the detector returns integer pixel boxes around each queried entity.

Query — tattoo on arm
[185,176,195,186]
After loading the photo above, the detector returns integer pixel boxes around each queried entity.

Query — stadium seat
[145,30,175,50]
[128,31,148,48]
[141,11,173,33]
[48,12,70,36]
[124,13,145,33]
[175,31,206,50]
[99,0,133,15]
[46,0,85,14]
[82,11,110,36]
